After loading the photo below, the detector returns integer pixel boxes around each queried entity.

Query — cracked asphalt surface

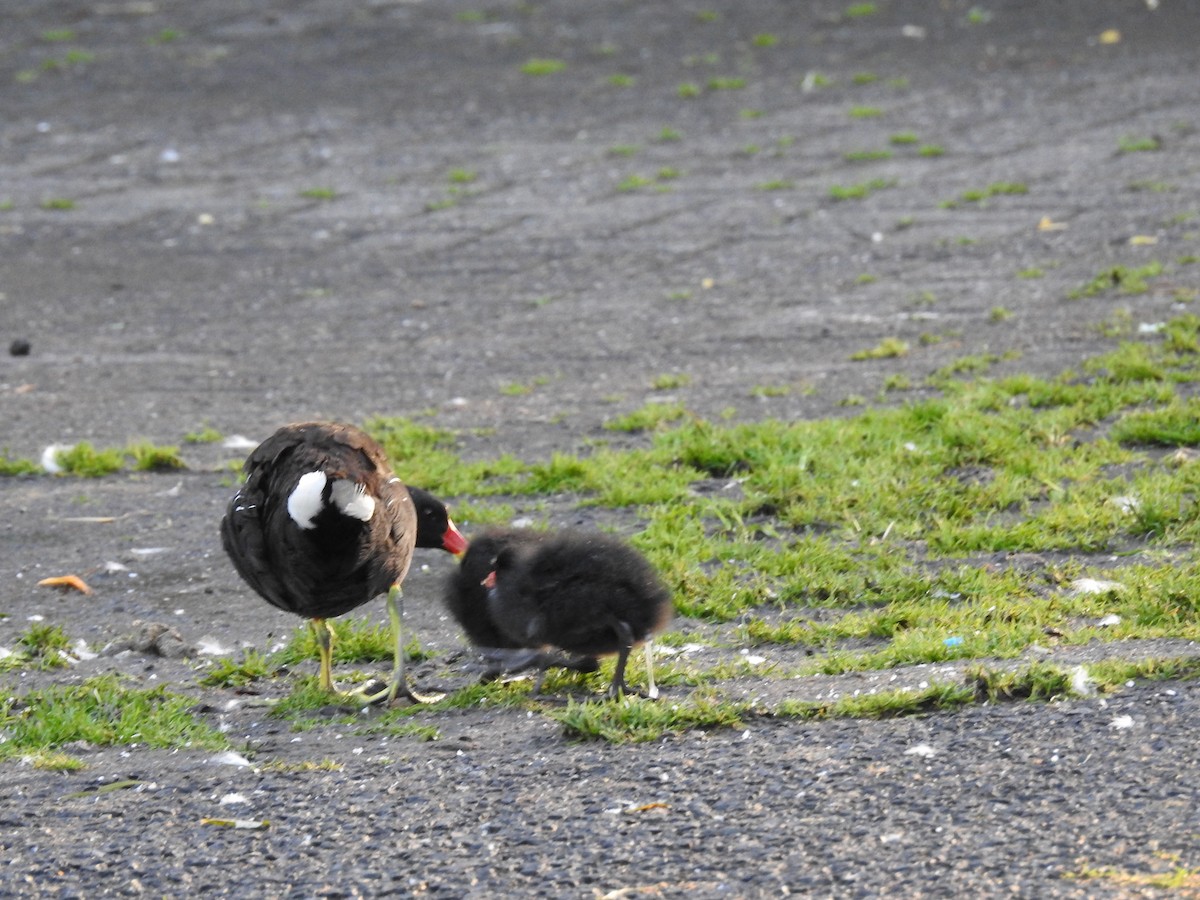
[2,0,1200,896]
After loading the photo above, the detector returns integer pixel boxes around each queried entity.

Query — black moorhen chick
[443,529,600,682]
[220,422,467,703]
[481,529,673,698]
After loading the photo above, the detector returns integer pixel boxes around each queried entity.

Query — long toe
[354,674,445,705]
[342,678,389,703]
[397,684,446,704]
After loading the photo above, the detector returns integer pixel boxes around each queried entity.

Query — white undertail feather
[287,471,328,529]
[330,479,376,522]
[288,472,331,528]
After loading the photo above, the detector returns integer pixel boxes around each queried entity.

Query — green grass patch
[546,653,1196,745]
[183,425,223,444]
[1068,261,1165,298]
[275,678,531,731]
[365,415,524,496]
[845,3,878,17]
[652,373,692,390]
[41,49,94,70]
[850,337,909,360]
[52,442,124,477]
[0,453,39,475]
[1118,135,1161,153]
[553,693,749,743]
[617,174,654,192]
[751,384,791,398]
[829,178,895,200]
[776,682,976,720]
[0,623,76,672]
[520,59,566,76]
[128,442,187,471]
[337,316,1200,685]
[0,675,228,763]
[1112,398,1200,446]
[946,181,1028,206]
[604,402,692,433]
[844,149,892,162]
[268,679,363,723]
[198,650,277,688]
[147,28,183,44]
[1086,656,1200,688]
[1065,862,1200,892]
[968,662,1077,702]
[501,376,549,396]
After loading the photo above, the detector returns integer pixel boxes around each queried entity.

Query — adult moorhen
[480,529,673,698]
[220,422,467,703]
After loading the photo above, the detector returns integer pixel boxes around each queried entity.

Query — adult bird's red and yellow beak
[443,518,469,557]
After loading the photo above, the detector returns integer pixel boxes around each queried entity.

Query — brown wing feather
[220,422,417,620]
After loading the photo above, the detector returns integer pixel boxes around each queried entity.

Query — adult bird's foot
[388,683,446,705]
[348,677,445,705]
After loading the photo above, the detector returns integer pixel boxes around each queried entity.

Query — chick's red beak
[442,518,469,557]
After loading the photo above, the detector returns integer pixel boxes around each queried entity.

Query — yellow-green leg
[312,617,382,702]
[358,584,444,705]
[310,618,337,694]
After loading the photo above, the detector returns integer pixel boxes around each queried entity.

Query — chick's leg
[607,619,636,699]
